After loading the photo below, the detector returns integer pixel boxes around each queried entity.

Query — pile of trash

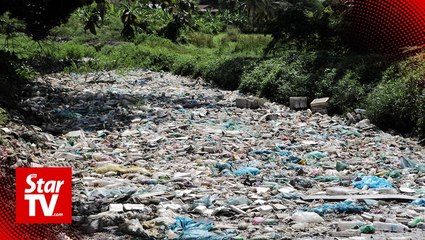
[1,70,425,239]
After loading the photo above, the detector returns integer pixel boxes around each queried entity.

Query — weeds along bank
[0,2,424,139]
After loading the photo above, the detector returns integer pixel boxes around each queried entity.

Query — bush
[187,33,214,48]
[240,51,316,103]
[202,56,258,90]
[171,55,198,76]
[329,70,366,113]
[366,56,425,137]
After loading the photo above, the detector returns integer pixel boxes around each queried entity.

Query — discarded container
[408,217,423,228]
[290,97,308,110]
[310,97,329,114]
[337,221,366,231]
[372,222,408,232]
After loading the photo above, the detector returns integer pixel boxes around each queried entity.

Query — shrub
[329,70,366,113]
[187,33,214,48]
[240,52,316,103]
[171,55,197,76]
[366,55,425,137]
[202,56,258,90]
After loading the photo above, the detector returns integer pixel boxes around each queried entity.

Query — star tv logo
[16,168,72,224]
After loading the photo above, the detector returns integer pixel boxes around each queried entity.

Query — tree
[0,0,101,40]
[233,0,343,51]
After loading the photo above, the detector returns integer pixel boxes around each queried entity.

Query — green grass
[0,12,271,90]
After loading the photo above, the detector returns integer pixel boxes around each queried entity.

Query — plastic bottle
[337,221,366,231]
[408,217,423,228]
[372,222,408,232]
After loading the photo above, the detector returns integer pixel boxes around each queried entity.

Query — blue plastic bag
[233,167,261,176]
[412,198,425,206]
[215,162,232,172]
[169,216,236,240]
[352,176,393,189]
[311,200,368,215]
[277,151,292,156]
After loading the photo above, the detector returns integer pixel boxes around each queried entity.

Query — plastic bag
[310,200,367,215]
[233,167,260,176]
[292,211,324,223]
[412,198,425,206]
[400,156,417,169]
[352,176,393,189]
[305,151,327,159]
[169,216,236,240]
[277,151,292,156]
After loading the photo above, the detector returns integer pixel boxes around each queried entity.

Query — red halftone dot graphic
[343,0,425,58]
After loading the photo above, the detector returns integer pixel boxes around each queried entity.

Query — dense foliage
[0,0,424,138]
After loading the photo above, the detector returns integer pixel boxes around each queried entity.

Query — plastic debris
[314,176,340,182]
[310,200,368,215]
[400,157,417,169]
[352,176,393,189]
[292,212,324,223]
[336,161,348,171]
[1,69,424,239]
[305,151,327,159]
[360,225,376,234]
[285,156,305,165]
[412,198,425,206]
[233,167,261,176]
[408,217,423,228]
[169,216,226,240]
